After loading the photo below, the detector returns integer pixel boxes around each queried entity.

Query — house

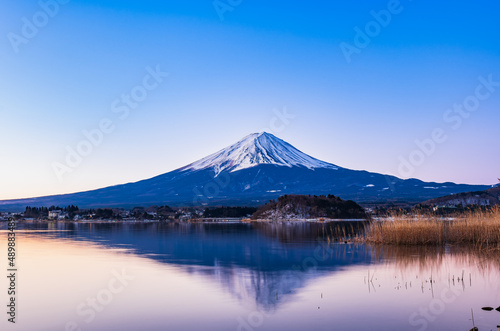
[48,210,62,219]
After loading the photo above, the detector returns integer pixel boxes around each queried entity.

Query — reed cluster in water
[362,207,500,249]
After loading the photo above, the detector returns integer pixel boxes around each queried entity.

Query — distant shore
[2,217,369,223]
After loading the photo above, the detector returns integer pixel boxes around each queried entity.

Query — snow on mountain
[181,132,339,176]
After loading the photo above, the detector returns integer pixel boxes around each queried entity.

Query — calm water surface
[1,221,499,331]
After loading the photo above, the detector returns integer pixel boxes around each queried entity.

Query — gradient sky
[1,0,499,200]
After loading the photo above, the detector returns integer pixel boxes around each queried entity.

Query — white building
[48,210,62,219]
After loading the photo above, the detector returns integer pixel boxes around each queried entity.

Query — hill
[252,194,367,220]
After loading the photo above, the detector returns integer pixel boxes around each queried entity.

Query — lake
[1,221,499,331]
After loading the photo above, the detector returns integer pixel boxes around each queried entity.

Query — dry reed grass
[363,207,500,249]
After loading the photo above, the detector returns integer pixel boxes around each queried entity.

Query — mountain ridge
[423,185,500,207]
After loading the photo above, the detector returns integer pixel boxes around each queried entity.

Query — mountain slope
[423,185,500,207]
[0,132,491,211]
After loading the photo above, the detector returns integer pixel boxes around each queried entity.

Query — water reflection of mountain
[10,222,374,309]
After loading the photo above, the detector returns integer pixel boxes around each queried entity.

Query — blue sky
[1,0,499,199]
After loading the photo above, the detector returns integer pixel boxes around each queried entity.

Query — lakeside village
[0,197,496,223]
[0,205,260,223]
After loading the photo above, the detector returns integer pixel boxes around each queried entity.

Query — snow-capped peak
[181,132,338,176]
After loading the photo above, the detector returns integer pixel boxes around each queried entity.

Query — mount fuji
[180,132,339,175]
[0,132,490,210]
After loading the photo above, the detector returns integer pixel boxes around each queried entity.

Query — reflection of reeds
[362,207,500,249]
[370,244,500,272]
